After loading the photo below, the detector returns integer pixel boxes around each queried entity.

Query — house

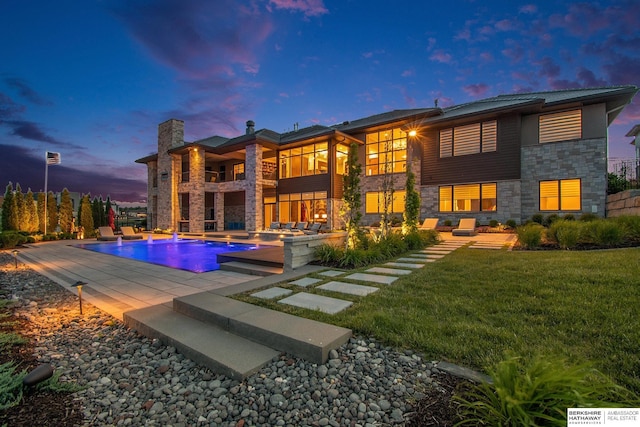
[136,86,638,233]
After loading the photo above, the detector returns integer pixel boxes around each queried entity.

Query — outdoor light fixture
[71,281,86,315]
[408,130,417,137]
[12,250,19,269]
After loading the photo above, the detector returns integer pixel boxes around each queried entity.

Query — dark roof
[333,108,441,132]
[194,135,229,147]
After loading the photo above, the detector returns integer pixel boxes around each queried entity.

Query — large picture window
[365,191,406,214]
[365,128,407,175]
[539,109,581,143]
[540,179,581,210]
[279,191,327,223]
[439,183,497,212]
[279,143,328,179]
[440,121,497,158]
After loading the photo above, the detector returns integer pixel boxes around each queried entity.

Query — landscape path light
[71,281,86,315]
[12,249,19,269]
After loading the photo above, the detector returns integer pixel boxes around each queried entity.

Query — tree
[104,197,113,229]
[402,161,420,235]
[379,137,394,239]
[14,184,26,232]
[99,197,106,227]
[79,194,94,237]
[341,143,363,249]
[59,188,74,233]
[25,189,38,233]
[2,182,16,231]
[47,191,58,233]
[92,197,101,228]
[37,192,46,233]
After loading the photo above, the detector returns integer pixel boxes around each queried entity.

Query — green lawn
[237,247,640,392]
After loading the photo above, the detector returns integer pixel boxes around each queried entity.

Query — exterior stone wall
[245,144,263,231]
[282,232,347,271]
[606,189,640,217]
[420,180,521,226]
[521,138,607,221]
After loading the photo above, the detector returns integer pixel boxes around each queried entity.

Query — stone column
[244,144,263,231]
[189,147,205,233]
[215,192,225,231]
[156,119,184,230]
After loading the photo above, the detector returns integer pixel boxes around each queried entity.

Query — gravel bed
[1,252,451,426]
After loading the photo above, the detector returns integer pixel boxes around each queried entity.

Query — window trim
[539,178,582,211]
[438,183,497,212]
[365,190,406,214]
[439,120,497,158]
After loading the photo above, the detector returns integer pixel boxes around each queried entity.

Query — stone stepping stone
[396,257,429,263]
[317,281,379,296]
[289,277,322,288]
[407,254,437,260]
[383,262,424,269]
[318,270,345,277]
[418,252,446,259]
[345,272,398,284]
[367,267,413,275]
[468,245,503,250]
[251,287,293,300]
[278,292,352,314]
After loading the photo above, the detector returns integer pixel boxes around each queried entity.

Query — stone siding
[156,119,184,230]
[521,138,607,221]
[606,189,640,217]
[282,232,347,271]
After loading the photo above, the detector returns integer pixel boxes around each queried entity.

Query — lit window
[540,179,581,211]
[539,110,581,143]
[439,183,497,212]
[279,143,328,178]
[336,144,349,175]
[439,120,497,158]
[365,128,407,175]
[365,191,406,214]
[278,192,327,223]
[233,163,245,180]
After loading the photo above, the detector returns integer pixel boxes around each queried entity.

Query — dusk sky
[1,0,639,202]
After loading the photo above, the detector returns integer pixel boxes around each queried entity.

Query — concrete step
[173,292,352,365]
[123,304,280,380]
[219,261,282,276]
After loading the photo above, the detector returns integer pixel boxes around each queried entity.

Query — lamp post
[71,281,86,314]
[11,250,19,269]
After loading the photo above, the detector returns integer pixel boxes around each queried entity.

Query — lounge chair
[282,222,296,231]
[121,226,143,240]
[97,226,118,241]
[419,218,439,230]
[452,218,478,236]
[303,222,322,235]
[268,222,281,230]
[295,222,308,232]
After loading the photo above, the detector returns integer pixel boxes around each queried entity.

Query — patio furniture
[268,222,281,230]
[419,218,439,230]
[303,222,322,235]
[282,222,296,231]
[121,226,143,240]
[452,218,478,236]
[295,222,308,232]
[97,227,118,241]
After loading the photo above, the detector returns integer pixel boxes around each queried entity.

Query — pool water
[75,239,262,273]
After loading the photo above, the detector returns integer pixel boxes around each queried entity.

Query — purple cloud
[268,0,328,17]
[429,50,452,64]
[463,84,490,98]
[4,77,53,106]
[519,4,537,14]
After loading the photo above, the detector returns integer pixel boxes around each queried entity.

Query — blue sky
[1,0,639,202]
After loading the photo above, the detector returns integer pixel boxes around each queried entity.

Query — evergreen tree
[59,188,73,233]
[402,162,420,235]
[341,143,363,249]
[104,197,112,228]
[25,189,38,233]
[92,197,101,228]
[14,183,26,231]
[46,191,58,233]
[2,182,16,231]
[79,194,94,237]
[99,197,106,227]
[37,192,46,233]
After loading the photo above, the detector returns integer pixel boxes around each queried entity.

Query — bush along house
[136,85,638,233]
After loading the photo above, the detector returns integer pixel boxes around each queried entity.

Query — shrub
[579,212,599,222]
[454,356,638,427]
[584,219,625,246]
[0,232,27,249]
[613,215,640,242]
[314,244,343,265]
[563,213,575,221]
[515,224,544,249]
[41,233,59,241]
[505,219,517,229]
[543,213,560,227]
[0,362,25,410]
[489,219,499,227]
[444,219,452,227]
[547,219,582,249]
[530,214,544,225]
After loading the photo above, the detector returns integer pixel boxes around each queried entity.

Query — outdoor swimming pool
[75,239,262,273]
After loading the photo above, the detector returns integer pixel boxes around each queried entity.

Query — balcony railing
[608,158,640,193]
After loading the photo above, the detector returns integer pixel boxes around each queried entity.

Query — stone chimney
[246,120,255,135]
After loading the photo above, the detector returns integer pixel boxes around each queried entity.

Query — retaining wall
[282,232,347,272]
[606,189,640,217]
